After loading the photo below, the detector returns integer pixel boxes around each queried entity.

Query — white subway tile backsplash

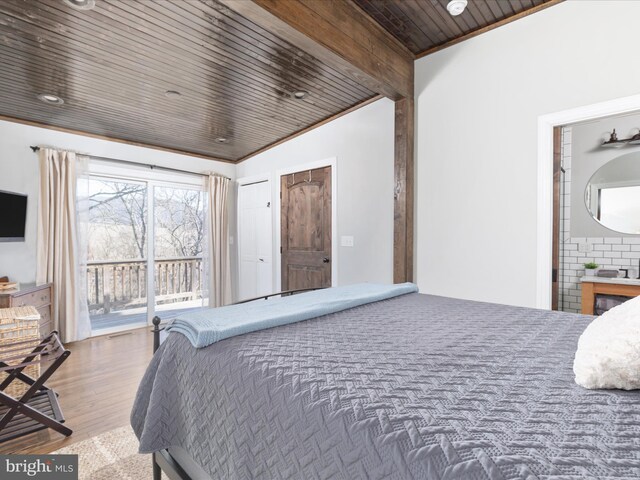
[564,143,572,157]
[593,244,611,251]
[604,237,623,244]
[623,237,640,245]
[612,244,631,252]
[603,251,622,258]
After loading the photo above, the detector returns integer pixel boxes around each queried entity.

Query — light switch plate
[578,243,591,253]
[341,236,354,247]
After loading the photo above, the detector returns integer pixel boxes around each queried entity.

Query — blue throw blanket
[166,282,418,348]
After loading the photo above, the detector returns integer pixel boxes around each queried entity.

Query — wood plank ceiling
[0,0,377,162]
[352,0,560,56]
[0,0,561,163]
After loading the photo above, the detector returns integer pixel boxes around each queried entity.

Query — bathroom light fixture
[293,90,308,99]
[214,137,229,144]
[62,0,96,10]
[628,130,640,145]
[164,90,181,99]
[601,128,640,148]
[601,129,625,148]
[446,0,467,16]
[37,93,64,105]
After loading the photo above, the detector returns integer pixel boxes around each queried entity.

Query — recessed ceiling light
[293,90,308,99]
[37,93,64,105]
[446,0,467,16]
[214,137,228,144]
[63,0,96,10]
[164,90,181,99]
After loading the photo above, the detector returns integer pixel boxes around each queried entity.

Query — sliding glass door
[86,177,149,332]
[153,186,206,319]
[83,166,206,335]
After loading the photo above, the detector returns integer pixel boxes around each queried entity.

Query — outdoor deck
[87,257,206,332]
[90,300,206,332]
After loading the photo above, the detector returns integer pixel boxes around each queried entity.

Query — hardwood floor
[0,327,153,454]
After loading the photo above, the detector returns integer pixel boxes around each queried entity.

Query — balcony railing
[87,257,204,315]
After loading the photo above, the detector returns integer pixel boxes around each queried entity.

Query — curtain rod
[29,146,230,180]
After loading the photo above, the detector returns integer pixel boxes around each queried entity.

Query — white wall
[415,0,640,308]
[0,120,235,284]
[236,98,395,288]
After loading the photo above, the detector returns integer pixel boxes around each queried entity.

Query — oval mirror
[585,151,640,234]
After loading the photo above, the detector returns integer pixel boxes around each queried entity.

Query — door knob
[323,257,330,263]
[258,258,265,262]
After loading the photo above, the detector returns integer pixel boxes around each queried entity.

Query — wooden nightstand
[0,284,53,336]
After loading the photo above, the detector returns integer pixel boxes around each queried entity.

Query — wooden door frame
[236,173,272,300]
[551,126,562,311]
[536,93,640,309]
[275,158,338,292]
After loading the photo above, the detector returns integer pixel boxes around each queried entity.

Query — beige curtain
[206,174,232,307]
[36,148,88,343]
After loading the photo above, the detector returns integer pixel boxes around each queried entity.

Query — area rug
[53,425,155,480]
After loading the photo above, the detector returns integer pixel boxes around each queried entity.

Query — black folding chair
[0,331,72,442]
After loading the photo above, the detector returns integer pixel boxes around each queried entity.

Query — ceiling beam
[217,0,414,100]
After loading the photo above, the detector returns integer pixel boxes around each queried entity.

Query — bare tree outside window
[87,179,147,261]
[154,187,205,259]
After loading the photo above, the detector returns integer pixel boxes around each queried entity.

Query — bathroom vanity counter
[580,276,640,315]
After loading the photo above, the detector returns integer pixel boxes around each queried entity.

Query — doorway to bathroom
[551,110,640,315]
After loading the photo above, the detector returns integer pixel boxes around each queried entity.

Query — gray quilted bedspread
[131,293,640,479]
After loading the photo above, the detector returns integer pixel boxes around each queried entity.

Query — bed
[131,291,640,479]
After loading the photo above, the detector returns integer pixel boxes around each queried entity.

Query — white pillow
[573,294,640,390]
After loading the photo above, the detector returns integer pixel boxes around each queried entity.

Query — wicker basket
[0,306,41,398]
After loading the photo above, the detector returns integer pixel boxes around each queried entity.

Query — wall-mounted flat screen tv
[0,190,28,242]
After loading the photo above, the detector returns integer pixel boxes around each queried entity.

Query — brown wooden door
[552,126,562,310]
[281,166,332,291]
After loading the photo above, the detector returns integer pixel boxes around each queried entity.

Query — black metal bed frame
[150,287,324,480]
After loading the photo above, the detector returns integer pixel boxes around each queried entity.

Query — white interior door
[238,181,273,300]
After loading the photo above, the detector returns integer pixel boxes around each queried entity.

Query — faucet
[620,268,629,279]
